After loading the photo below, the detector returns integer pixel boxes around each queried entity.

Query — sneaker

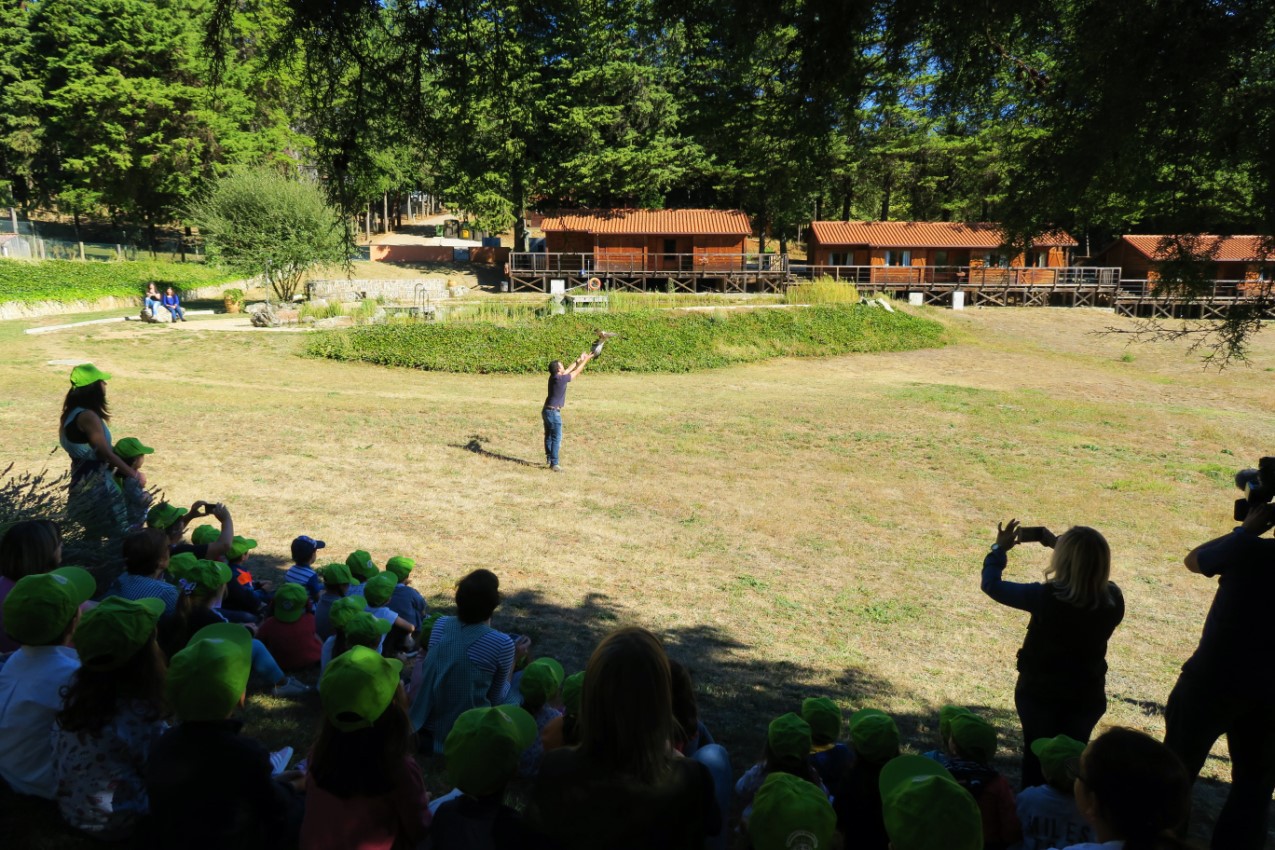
[551,465,563,473]
[269,746,294,775]
[272,677,313,698]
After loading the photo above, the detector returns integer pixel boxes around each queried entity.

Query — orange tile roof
[541,209,752,236]
[809,221,1077,249]
[1120,235,1272,263]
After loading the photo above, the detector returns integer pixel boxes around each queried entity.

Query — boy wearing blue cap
[286,535,325,601]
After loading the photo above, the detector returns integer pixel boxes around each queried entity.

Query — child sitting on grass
[321,601,393,673]
[315,563,354,640]
[385,556,428,631]
[735,713,826,822]
[932,710,1021,850]
[363,572,416,653]
[0,567,95,799]
[747,773,836,850]
[256,583,322,671]
[222,534,270,622]
[517,657,564,779]
[880,755,983,850]
[301,646,430,850]
[146,623,304,849]
[110,528,180,615]
[112,437,154,530]
[52,597,168,840]
[429,705,539,849]
[833,708,900,850]
[286,535,326,602]
[803,696,854,792]
[346,549,379,591]
[540,670,584,753]
[1014,735,1093,850]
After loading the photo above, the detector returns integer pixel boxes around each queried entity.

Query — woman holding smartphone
[982,519,1125,788]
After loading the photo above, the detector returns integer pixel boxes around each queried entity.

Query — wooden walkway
[509,252,789,293]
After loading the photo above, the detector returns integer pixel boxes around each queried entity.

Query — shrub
[784,277,860,305]
[306,304,946,374]
[222,287,246,307]
[0,258,237,305]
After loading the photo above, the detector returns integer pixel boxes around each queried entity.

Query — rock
[249,302,281,327]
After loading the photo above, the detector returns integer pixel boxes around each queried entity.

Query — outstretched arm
[566,351,594,378]
[78,411,146,487]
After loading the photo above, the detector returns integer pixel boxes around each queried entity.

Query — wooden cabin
[1096,235,1272,282]
[808,221,1077,269]
[541,208,752,273]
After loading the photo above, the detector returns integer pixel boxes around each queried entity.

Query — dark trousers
[1015,680,1107,789]
[1165,672,1275,850]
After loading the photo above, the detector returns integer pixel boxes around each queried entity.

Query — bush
[306,304,946,374]
[784,276,860,304]
[0,259,237,305]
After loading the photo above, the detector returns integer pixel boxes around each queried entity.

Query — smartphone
[1018,526,1047,543]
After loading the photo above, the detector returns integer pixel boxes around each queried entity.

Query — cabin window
[1025,250,1049,268]
[885,250,911,266]
[983,252,1010,268]
[663,239,677,256]
[933,251,948,266]
[829,251,851,265]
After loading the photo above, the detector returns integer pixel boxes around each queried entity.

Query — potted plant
[222,288,246,314]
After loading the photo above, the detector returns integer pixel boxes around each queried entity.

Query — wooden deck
[1112,279,1275,318]
[510,252,789,293]
[797,264,1123,307]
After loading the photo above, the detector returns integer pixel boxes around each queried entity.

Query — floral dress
[51,700,169,839]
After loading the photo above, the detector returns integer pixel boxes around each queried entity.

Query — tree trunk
[880,167,893,221]
[512,172,526,253]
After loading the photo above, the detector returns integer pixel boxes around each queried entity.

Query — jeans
[164,305,184,321]
[542,408,563,466]
[693,743,732,850]
[250,639,285,686]
[1165,672,1275,850]
[143,297,159,317]
[1015,680,1107,788]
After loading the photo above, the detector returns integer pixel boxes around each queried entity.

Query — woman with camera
[982,519,1125,788]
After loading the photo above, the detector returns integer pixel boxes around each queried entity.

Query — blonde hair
[1044,526,1113,609]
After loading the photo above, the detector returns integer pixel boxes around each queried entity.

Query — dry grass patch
[2,305,1274,846]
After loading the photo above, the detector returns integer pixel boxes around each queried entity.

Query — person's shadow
[453,435,541,467]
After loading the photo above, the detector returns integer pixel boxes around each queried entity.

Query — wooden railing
[510,252,788,275]
[1116,279,1272,299]
[797,264,1121,286]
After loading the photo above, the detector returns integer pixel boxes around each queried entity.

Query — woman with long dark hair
[982,520,1125,788]
[528,627,721,849]
[1065,727,1194,850]
[0,519,62,652]
[60,364,141,535]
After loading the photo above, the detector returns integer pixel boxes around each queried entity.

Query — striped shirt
[107,574,180,615]
[426,616,516,705]
[283,565,322,600]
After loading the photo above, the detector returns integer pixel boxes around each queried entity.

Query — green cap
[880,755,982,850]
[750,773,837,850]
[320,645,403,732]
[147,502,188,531]
[949,712,997,763]
[70,363,110,387]
[520,657,565,705]
[167,551,199,576]
[444,705,538,796]
[190,524,220,546]
[938,704,973,742]
[113,437,153,459]
[385,556,415,582]
[227,536,257,561]
[74,596,164,671]
[273,583,309,624]
[345,550,378,582]
[849,708,900,765]
[561,671,585,715]
[2,567,96,645]
[1031,735,1086,786]
[344,611,393,647]
[167,623,252,722]
[363,572,398,607]
[768,712,812,761]
[329,595,368,631]
[319,563,354,585]
[168,557,230,596]
[802,697,842,743]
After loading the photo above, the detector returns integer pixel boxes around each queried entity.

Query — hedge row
[0,259,237,305]
[305,305,947,374]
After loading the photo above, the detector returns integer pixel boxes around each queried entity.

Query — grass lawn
[2,304,1274,846]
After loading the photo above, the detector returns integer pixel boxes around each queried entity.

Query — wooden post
[365,208,371,242]
[9,207,17,235]
[79,242,85,261]
[383,194,389,233]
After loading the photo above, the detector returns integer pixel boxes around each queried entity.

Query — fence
[0,234,204,263]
